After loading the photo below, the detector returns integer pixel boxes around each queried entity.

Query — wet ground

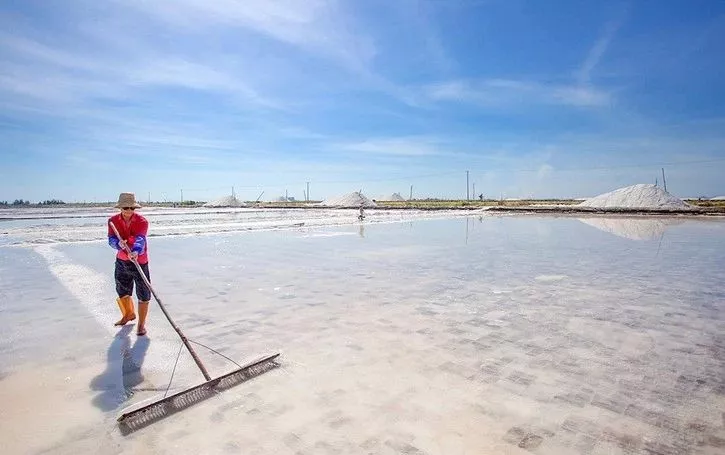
[1,213,724,454]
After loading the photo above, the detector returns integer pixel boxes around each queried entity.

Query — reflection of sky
[2,215,725,453]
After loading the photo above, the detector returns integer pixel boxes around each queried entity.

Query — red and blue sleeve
[131,218,148,253]
[108,217,121,250]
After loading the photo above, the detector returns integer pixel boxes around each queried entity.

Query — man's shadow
[90,326,151,411]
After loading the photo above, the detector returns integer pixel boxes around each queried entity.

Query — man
[108,192,151,336]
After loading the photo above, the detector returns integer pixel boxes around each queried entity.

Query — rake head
[118,353,280,434]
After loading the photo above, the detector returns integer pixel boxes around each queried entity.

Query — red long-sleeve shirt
[108,212,149,264]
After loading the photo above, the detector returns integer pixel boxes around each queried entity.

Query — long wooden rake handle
[110,221,212,381]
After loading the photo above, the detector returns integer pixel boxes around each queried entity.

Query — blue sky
[1,0,724,202]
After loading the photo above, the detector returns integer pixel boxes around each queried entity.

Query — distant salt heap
[712,196,725,201]
[578,184,692,210]
[321,191,377,208]
[377,192,405,202]
[203,195,245,207]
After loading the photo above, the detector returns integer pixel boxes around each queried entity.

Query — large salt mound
[578,184,692,210]
[203,195,246,207]
[711,196,725,201]
[377,193,405,201]
[321,191,377,208]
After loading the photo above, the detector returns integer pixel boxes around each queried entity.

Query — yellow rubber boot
[114,296,136,326]
[123,296,137,322]
[136,301,149,336]
[114,297,125,325]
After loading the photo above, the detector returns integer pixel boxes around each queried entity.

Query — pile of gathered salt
[578,184,692,209]
[203,195,246,207]
[711,196,725,201]
[376,193,405,202]
[321,191,377,207]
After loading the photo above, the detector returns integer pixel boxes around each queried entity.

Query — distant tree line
[0,199,66,206]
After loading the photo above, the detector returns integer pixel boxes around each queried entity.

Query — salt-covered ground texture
[1,208,724,455]
[578,184,693,210]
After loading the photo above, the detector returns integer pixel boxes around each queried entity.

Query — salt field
[1,209,724,454]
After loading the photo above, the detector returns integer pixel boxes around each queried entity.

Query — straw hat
[115,192,142,209]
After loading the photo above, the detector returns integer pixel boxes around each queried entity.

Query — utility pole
[661,168,667,192]
[409,185,413,201]
[472,183,476,201]
[180,189,183,204]
[466,170,470,200]
[285,189,288,201]
[306,182,310,202]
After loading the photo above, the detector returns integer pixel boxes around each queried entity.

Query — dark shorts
[115,259,151,302]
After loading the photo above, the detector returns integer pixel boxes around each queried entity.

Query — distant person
[479,194,483,201]
[107,192,151,336]
[358,204,365,221]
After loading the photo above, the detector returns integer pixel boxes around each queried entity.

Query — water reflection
[577,217,683,241]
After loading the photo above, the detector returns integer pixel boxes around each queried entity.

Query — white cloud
[335,137,447,156]
[551,86,611,107]
[425,79,611,107]
[537,164,554,179]
[124,0,377,74]
[576,16,625,85]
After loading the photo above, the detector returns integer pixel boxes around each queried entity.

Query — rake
[109,221,281,433]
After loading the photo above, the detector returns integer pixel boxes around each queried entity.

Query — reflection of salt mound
[579,184,692,209]
[578,217,683,241]
[321,192,377,207]
[712,196,725,201]
[203,196,246,207]
[377,193,405,201]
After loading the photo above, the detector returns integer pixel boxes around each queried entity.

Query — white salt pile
[578,184,692,210]
[377,193,405,201]
[203,195,246,207]
[321,191,377,207]
[711,196,725,201]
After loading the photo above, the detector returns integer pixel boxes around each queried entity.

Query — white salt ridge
[578,184,692,210]
[203,195,246,207]
[321,191,377,207]
[34,245,178,377]
[711,195,725,201]
[377,192,406,201]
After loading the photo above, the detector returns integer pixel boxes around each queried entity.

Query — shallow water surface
[1,214,724,454]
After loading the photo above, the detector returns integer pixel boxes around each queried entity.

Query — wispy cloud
[424,11,628,110]
[0,26,275,113]
[335,137,448,156]
[576,20,622,85]
[576,16,626,85]
[425,79,611,107]
[125,0,377,74]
